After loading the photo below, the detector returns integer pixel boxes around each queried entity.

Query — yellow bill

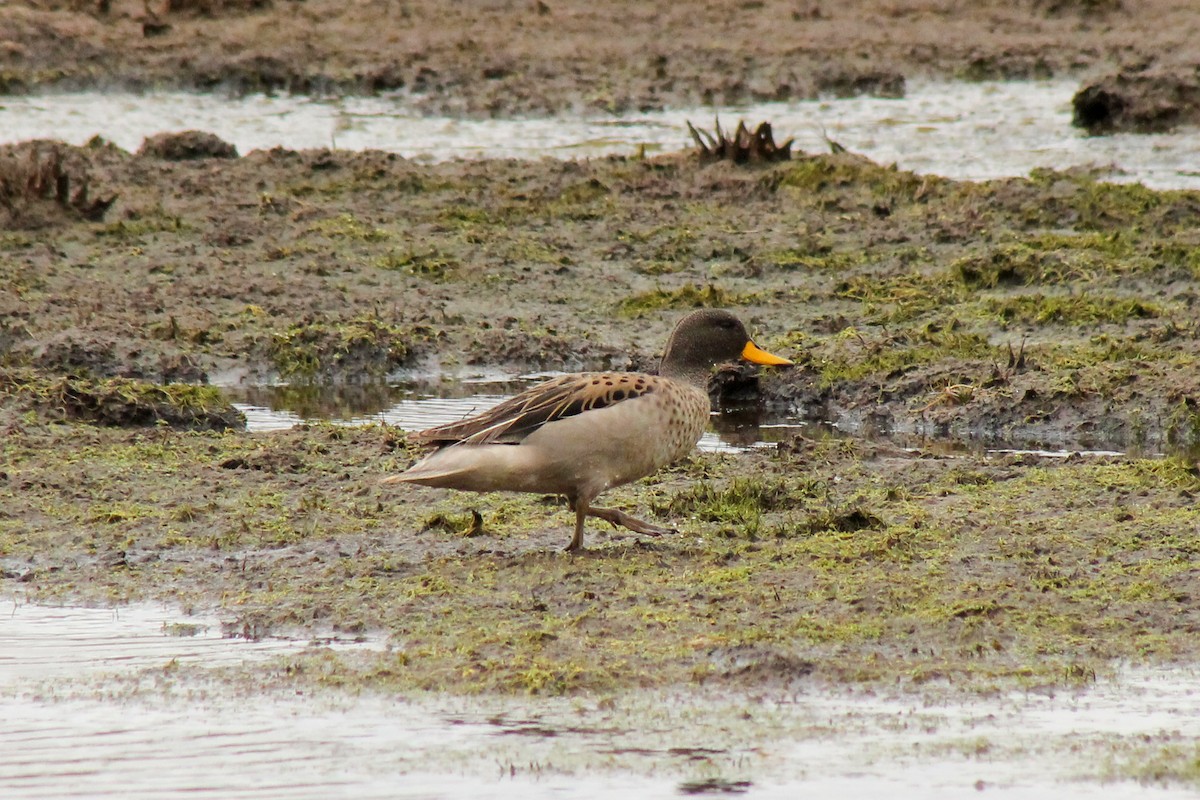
[741,340,793,366]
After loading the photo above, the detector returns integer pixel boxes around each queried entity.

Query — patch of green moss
[0,232,35,250]
[1026,170,1198,232]
[616,284,753,317]
[1149,238,1200,278]
[982,294,1162,325]
[756,247,864,272]
[306,213,391,242]
[1103,740,1200,788]
[834,271,966,323]
[87,501,158,526]
[952,233,1159,289]
[269,315,425,378]
[632,260,687,275]
[1166,401,1200,450]
[96,210,187,239]
[375,248,459,280]
[0,262,46,296]
[1022,230,1137,258]
[557,178,611,206]
[660,476,825,538]
[439,204,501,226]
[953,244,1091,288]
[500,237,571,267]
[1035,335,1181,371]
[651,228,696,263]
[283,170,450,200]
[816,323,993,386]
[776,154,934,200]
[813,322,997,386]
[1068,179,1168,231]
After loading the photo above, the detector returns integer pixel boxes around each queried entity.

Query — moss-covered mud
[6,141,1200,448]
[4,112,1200,729]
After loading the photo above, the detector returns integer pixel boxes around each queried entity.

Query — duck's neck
[659,359,712,389]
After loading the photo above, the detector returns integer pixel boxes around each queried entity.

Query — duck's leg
[586,505,676,537]
[566,495,588,552]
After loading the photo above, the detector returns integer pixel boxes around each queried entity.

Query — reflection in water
[707,404,832,450]
[229,379,526,421]
[233,382,405,420]
[709,404,770,448]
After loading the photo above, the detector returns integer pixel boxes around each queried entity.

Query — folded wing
[412,373,659,447]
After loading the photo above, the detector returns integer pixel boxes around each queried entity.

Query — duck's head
[659,309,792,385]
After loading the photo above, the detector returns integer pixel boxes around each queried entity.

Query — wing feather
[412,373,658,447]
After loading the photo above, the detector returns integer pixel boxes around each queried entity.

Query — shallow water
[2,600,1198,799]
[0,601,379,686]
[224,376,811,453]
[3,81,1200,189]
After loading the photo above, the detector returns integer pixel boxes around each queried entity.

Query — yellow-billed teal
[384,309,792,550]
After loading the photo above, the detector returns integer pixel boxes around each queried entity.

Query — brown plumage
[384,309,792,551]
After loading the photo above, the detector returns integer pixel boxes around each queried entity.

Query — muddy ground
[3,1,1200,124]
[2,6,1200,781]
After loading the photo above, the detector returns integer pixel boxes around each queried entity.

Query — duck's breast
[522,380,710,493]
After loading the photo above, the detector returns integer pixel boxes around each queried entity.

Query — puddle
[3,81,1200,189]
[2,599,1199,798]
[223,377,811,454]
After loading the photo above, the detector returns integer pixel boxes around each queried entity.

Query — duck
[383,309,792,551]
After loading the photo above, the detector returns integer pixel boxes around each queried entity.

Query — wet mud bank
[1073,67,1200,134]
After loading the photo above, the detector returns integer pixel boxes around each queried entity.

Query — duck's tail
[381,444,555,494]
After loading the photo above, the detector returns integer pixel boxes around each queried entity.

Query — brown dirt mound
[0,141,116,228]
[138,130,239,160]
[1073,68,1200,134]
